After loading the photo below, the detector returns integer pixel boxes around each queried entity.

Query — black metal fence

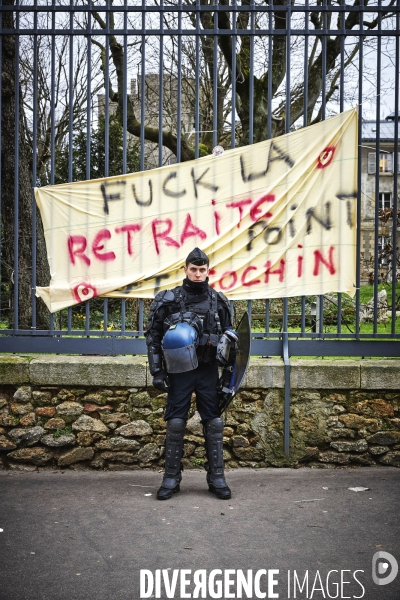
[0,0,399,358]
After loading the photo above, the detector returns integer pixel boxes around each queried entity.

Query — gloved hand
[217,366,234,413]
[218,366,233,392]
[152,370,169,392]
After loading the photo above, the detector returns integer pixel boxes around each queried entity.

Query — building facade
[360,113,399,283]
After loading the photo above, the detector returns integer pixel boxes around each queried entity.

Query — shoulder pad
[162,290,176,302]
[151,289,175,308]
[152,289,174,302]
[217,291,230,307]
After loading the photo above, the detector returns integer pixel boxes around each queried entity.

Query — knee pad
[205,417,224,435]
[167,418,186,434]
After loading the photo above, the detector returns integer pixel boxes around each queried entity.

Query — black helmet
[185,247,209,266]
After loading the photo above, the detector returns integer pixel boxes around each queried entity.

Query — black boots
[157,416,231,500]
[157,418,185,500]
[204,417,231,500]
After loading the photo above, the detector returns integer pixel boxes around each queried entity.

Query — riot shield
[218,311,251,415]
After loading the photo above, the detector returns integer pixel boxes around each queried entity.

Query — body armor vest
[166,287,223,364]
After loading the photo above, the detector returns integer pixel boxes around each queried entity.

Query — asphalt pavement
[0,467,399,600]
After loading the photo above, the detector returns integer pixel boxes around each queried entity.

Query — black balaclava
[183,247,210,297]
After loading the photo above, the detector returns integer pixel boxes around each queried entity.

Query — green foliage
[53,425,73,438]
[198,144,210,157]
[359,282,400,306]
[54,115,140,184]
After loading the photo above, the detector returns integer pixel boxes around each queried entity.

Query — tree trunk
[1,0,50,330]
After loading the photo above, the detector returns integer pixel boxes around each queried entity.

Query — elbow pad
[147,345,163,376]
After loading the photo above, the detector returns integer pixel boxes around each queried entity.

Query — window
[378,235,390,265]
[368,152,393,174]
[378,192,392,210]
[380,153,392,172]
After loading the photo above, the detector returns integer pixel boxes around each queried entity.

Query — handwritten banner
[35,109,358,312]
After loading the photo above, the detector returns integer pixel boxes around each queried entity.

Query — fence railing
[0,0,399,358]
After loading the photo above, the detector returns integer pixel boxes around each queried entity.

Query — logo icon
[372,551,398,586]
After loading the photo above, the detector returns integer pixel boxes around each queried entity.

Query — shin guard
[157,418,185,500]
[204,417,231,500]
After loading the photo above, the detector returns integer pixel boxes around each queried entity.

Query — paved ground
[0,467,399,600]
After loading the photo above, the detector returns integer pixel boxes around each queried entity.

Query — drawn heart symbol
[317,146,336,169]
[72,282,97,303]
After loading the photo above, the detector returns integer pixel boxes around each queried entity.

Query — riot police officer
[146,248,237,500]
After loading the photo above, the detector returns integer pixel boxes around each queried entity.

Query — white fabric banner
[35,109,358,312]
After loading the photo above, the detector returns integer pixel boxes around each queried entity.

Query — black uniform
[145,277,232,422]
[146,247,233,501]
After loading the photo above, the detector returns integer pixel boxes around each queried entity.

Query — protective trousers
[157,418,185,500]
[204,417,231,500]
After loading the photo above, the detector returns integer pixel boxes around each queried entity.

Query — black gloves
[152,369,169,392]
[218,366,233,393]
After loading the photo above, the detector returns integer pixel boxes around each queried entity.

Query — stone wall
[0,356,399,471]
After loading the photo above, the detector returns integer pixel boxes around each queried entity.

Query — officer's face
[184,263,209,282]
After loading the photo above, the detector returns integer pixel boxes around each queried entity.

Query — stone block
[100,412,130,425]
[0,358,30,385]
[327,428,357,440]
[30,356,147,387]
[7,447,54,466]
[299,447,319,461]
[10,403,34,416]
[56,402,84,419]
[339,414,379,431]
[319,451,351,464]
[367,431,400,446]
[330,439,368,453]
[7,461,37,472]
[19,413,37,427]
[0,415,19,427]
[8,426,45,446]
[0,435,17,451]
[183,443,196,457]
[36,407,56,418]
[231,435,250,448]
[90,455,105,469]
[32,391,53,406]
[13,386,32,402]
[95,437,140,451]
[290,360,360,389]
[76,432,104,447]
[352,399,394,418]
[44,418,66,430]
[84,403,113,414]
[57,389,76,401]
[242,359,284,389]
[41,434,76,447]
[186,412,203,436]
[369,445,389,455]
[137,443,160,463]
[128,391,151,407]
[116,421,153,437]
[232,446,263,461]
[71,415,109,434]
[360,361,400,390]
[379,451,400,467]
[58,446,95,466]
[352,453,376,466]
